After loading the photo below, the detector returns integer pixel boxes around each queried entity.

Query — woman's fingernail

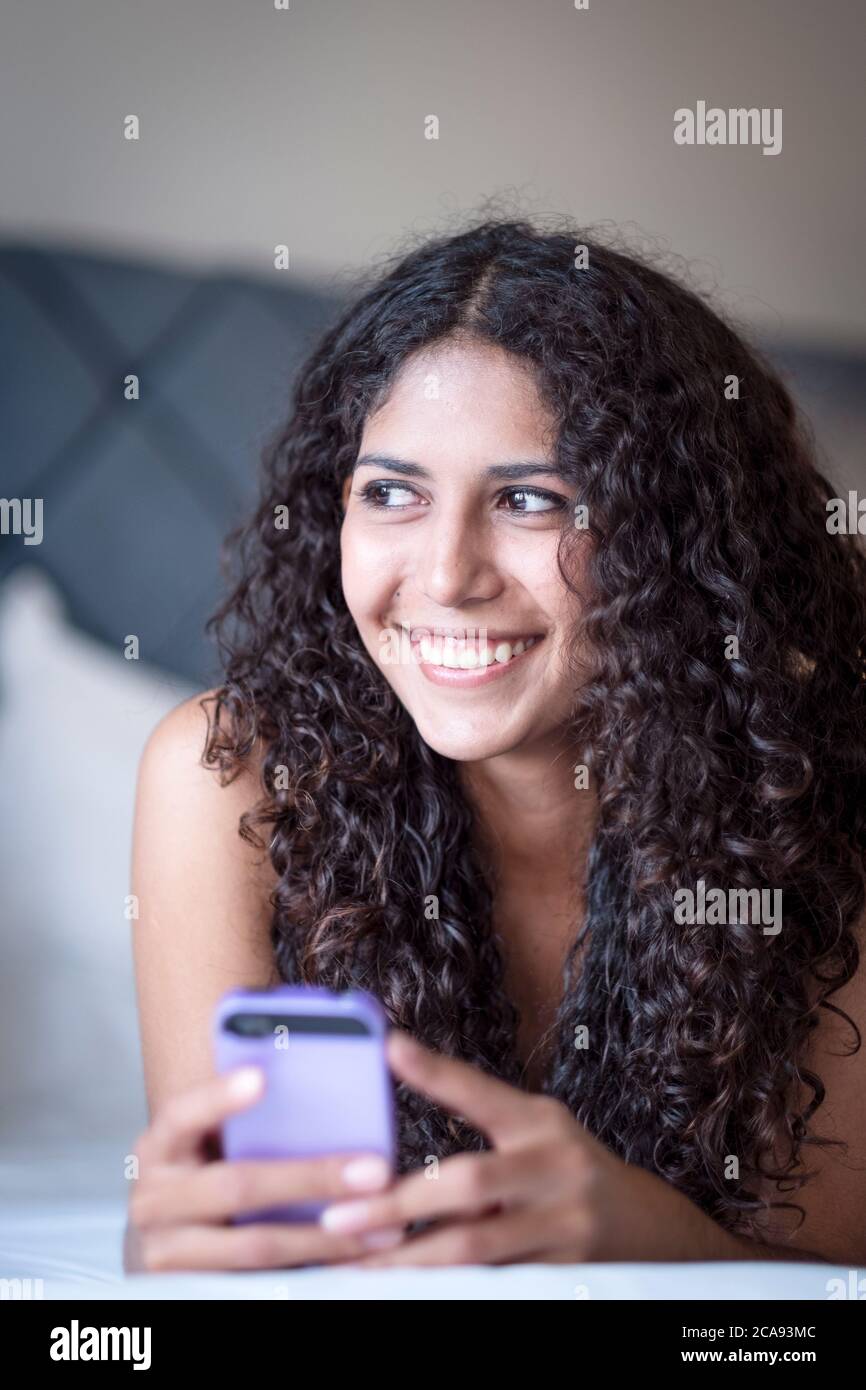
[360,1226,404,1250]
[341,1156,390,1190]
[320,1200,371,1233]
[228,1066,264,1098]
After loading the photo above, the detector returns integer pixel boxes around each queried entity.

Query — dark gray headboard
[2,242,864,685]
[0,244,343,684]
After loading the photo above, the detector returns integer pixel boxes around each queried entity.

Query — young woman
[125,219,866,1273]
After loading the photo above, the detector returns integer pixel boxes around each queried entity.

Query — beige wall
[1,0,863,347]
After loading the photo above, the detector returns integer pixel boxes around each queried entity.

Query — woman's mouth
[396,625,546,688]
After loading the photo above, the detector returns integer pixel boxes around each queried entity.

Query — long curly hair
[202,216,866,1241]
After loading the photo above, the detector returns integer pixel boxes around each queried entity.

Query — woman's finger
[132,1152,394,1226]
[319,1145,572,1235]
[141,1066,266,1164]
[138,1219,404,1273]
[385,1031,537,1145]
[352,1203,575,1268]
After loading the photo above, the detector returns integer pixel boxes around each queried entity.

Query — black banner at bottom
[4,1296,863,1373]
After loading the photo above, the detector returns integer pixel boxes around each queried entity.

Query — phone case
[213,984,396,1223]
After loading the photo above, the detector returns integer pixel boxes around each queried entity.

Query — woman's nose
[415,515,502,608]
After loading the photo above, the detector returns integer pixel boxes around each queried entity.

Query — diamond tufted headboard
[1,242,864,685]
[0,243,345,684]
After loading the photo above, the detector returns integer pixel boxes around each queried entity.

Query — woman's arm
[130,692,279,1117]
[124,696,399,1273]
[315,1026,865,1268]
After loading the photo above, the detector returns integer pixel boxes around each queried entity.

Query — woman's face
[340,339,585,762]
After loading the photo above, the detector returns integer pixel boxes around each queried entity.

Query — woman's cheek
[340,529,397,636]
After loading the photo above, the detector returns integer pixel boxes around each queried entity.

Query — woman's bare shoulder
[135,685,280,929]
[140,688,261,795]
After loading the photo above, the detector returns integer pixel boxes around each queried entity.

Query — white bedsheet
[0,1145,853,1301]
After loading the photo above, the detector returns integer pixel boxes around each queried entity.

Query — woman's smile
[394,624,546,688]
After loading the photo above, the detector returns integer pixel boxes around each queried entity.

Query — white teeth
[414,631,541,667]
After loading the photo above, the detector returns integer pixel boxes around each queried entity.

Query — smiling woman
[127,218,866,1272]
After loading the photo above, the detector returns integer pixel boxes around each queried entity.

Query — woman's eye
[358,480,421,509]
[355,480,566,514]
[499,486,566,514]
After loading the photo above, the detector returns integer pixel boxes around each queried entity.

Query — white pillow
[0,565,196,1146]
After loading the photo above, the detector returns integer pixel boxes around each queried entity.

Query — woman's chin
[410,720,528,763]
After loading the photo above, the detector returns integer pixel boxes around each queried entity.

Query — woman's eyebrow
[352,453,567,480]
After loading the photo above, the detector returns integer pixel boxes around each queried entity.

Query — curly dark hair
[202,215,866,1242]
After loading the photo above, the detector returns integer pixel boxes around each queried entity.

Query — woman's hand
[124,1066,402,1272]
[320,1031,744,1266]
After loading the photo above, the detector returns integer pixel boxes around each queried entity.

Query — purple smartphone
[213,985,395,1224]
